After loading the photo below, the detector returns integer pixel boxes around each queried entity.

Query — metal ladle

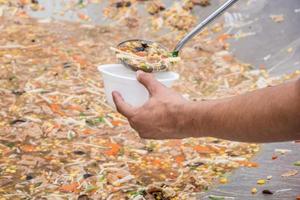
[117,0,239,72]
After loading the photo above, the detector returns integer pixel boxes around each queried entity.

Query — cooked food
[111,40,180,72]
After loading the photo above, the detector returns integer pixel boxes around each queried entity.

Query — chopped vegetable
[257,179,266,185]
[294,161,300,166]
[111,40,180,72]
[59,182,80,193]
[281,170,298,177]
[251,187,257,194]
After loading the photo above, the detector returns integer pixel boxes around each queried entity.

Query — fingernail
[112,91,118,96]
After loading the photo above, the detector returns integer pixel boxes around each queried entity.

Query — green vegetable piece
[294,161,300,166]
[85,185,98,193]
[95,117,104,123]
[140,63,148,70]
[208,195,226,200]
[4,142,15,148]
[128,189,146,197]
[79,112,86,119]
[172,51,179,57]
[99,175,106,182]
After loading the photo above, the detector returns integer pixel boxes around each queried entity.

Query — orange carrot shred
[72,55,87,66]
[82,129,95,135]
[111,120,123,126]
[193,145,214,154]
[175,155,185,164]
[237,161,259,168]
[50,103,65,116]
[20,144,36,152]
[104,143,121,156]
[217,34,231,42]
[59,182,80,193]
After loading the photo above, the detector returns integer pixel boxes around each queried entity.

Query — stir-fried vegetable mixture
[111,40,180,72]
[0,0,299,200]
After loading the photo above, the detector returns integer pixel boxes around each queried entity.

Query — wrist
[176,101,207,138]
[178,100,224,138]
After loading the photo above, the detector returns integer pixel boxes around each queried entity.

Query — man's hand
[112,71,189,139]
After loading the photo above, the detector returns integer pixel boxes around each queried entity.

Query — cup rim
[97,64,180,81]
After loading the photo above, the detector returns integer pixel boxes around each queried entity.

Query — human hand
[112,71,190,139]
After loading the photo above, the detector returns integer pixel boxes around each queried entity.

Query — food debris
[266,175,272,180]
[294,161,300,166]
[219,177,228,184]
[146,0,165,15]
[251,187,258,194]
[281,169,298,177]
[262,189,273,195]
[287,47,293,53]
[257,179,266,185]
[275,149,291,154]
[270,14,285,23]
[208,195,234,200]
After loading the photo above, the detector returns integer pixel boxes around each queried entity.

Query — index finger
[112,91,136,118]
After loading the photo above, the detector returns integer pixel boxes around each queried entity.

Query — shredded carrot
[237,161,259,168]
[49,103,65,116]
[20,144,36,152]
[135,51,147,57]
[19,0,30,5]
[82,129,96,135]
[53,123,61,129]
[193,145,214,154]
[175,155,185,164]
[104,143,121,156]
[44,156,54,161]
[72,55,87,66]
[78,13,90,21]
[217,34,231,42]
[152,158,161,166]
[49,96,59,101]
[222,55,234,62]
[59,182,80,193]
[111,120,123,127]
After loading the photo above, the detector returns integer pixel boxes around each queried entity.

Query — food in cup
[110,40,180,72]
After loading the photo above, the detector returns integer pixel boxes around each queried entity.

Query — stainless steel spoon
[117,0,239,72]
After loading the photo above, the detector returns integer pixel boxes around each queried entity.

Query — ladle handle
[174,0,239,52]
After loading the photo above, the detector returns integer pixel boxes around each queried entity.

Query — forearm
[184,79,300,142]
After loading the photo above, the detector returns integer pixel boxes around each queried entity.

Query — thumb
[136,71,165,96]
[112,91,135,118]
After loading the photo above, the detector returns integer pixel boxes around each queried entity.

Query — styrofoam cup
[98,64,179,107]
